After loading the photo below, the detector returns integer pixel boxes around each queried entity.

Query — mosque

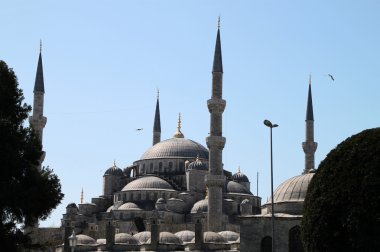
[29,22,317,252]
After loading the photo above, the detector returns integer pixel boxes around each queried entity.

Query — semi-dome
[188,156,207,170]
[218,231,239,243]
[104,162,123,176]
[139,138,209,160]
[118,202,141,210]
[76,234,96,245]
[232,167,249,182]
[175,230,195,243]
[191,199,208,213]
[122,176,174,191]
[115,233,140,244]
[268,171,315,204]
[226,181,251,194]
[133,231,151,244]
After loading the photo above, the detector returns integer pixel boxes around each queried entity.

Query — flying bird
[136,128,143,131]
[328,74,335,81]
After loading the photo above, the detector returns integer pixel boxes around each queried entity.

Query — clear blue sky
[2,1,380,227]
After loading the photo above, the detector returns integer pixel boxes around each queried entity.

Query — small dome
[104,162,123,176]
[156,198,166,204]
[241,199,250,204]
[175,230,195,243]
[227,181,251,194]
[218,231,239,243]
[106,201,123,212]
[191,199,208,213]
[139,138,208,160]
[232,168,249,183]
[133,231,151,244]
[190,232,227,244]
[115,233,140,244]
[188,156,207,170]
[122,176,174,191]
[118,202,141,210]
[66,203,78,208]
[267,172,315,204]
[76,234,96,245]
[147,232,183,245]
[97,238,106,244]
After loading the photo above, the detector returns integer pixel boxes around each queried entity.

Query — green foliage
[302,128,380,252]
[0,60,64,251]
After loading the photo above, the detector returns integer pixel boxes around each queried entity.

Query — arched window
[289,225,304,252]
[179,162,184,172]
[150,163,153,173]
[261,236,272,252]
[159,162,163,172]
[169,162,173,169]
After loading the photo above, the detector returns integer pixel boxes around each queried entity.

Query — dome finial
[238,166,241,173]
[113,160,116,168]
[80,187,84,204]
[173,112,184,138]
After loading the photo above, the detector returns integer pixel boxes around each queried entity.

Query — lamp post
[264,119,278,252]
[68,230,77,252]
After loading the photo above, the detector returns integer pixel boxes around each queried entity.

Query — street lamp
[68,230,77,252]
[264,119,278,252]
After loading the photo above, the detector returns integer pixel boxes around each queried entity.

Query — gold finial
[40,39,42,53]
[113,160,116,168]
[309,74,311,85]
[173,112,184,138]
[80,187,84,204]
[178,112,181,131]
[238,166,241,173]
[217,16,221,29]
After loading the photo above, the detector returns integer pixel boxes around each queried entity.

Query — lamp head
[263,119,272,128]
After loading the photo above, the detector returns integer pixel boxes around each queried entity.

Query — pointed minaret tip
[34,41,45,93]
[306,76,314,121]
[212,17,223,73]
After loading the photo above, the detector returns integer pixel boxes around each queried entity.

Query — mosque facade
[30,23,316,252]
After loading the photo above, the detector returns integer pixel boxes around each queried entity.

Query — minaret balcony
[206,136,226,149]
[207,99,226,114]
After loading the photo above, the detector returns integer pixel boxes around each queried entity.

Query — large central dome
[139,138,209,160]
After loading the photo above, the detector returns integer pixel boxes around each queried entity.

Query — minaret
[206,17,226,232]
[153,90,161,145]
[29,41,47,167]
[302,75,318,174]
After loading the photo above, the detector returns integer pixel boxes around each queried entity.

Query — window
[289,226,304,252]
[261,236,272,252]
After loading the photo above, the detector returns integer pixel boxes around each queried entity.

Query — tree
[0,60,64,251]
[302,128,380,251]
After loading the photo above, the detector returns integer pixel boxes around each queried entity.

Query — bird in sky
[328,74,335,81]
[136,128,143,131]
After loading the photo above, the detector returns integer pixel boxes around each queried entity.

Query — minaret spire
[302,75,318,173]
[29,41,47,168]
[206,18,226,232]
[153,89,161,145]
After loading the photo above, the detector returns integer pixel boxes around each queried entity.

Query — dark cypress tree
[0,60,64,251]
[302,128,380,251]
